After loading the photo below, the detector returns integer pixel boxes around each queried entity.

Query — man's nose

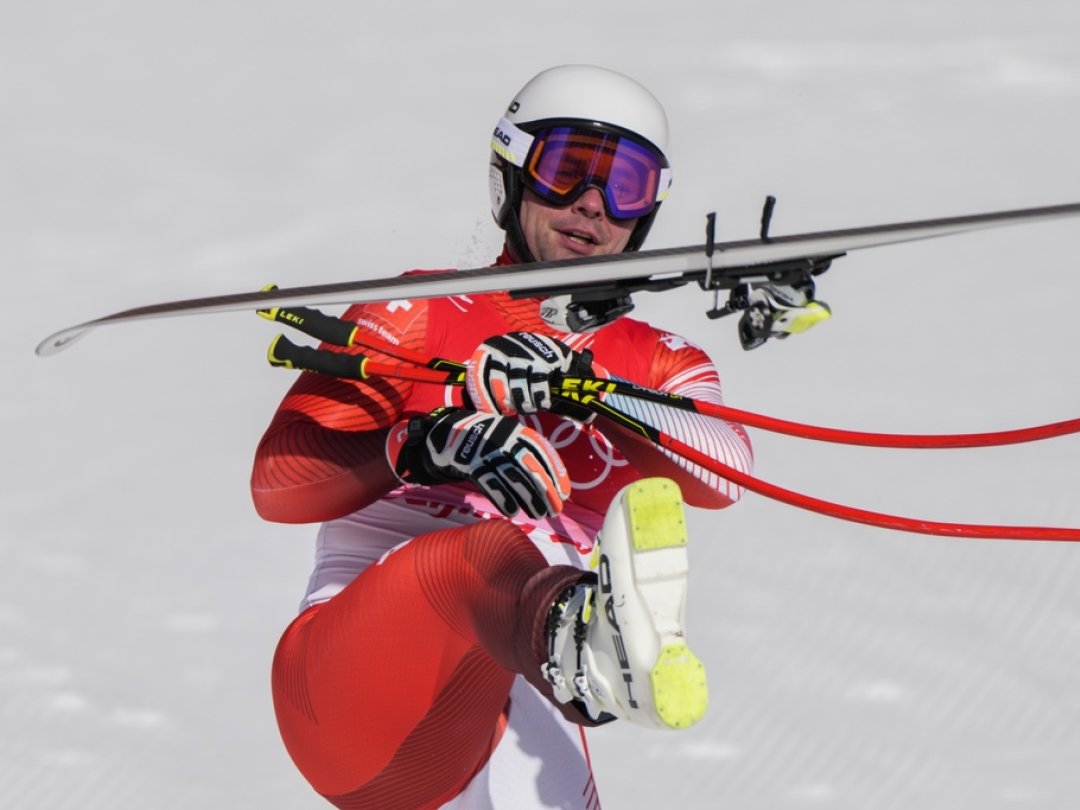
[572,187,606,219]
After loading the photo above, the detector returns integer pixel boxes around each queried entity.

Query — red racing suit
[252,252,753,809]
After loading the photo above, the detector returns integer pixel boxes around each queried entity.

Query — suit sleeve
[250,300,430,524]
[599,332,753,509]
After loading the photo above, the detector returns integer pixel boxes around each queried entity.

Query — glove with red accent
[465,332,600,420]
[386,407,570,519]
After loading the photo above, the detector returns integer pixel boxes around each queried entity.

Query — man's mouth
[564,230,596,245]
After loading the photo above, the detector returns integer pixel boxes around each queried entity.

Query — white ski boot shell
[543,477,708,730]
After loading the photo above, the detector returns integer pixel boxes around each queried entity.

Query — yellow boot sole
[623,478,708,729]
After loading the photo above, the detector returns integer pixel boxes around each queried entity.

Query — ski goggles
[492,117,671,220]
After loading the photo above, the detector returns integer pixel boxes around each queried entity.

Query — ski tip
[35,325,92,357]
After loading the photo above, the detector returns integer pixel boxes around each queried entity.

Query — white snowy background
[3,1,1080,808]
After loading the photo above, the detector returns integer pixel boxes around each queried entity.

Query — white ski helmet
[489,65,672,262]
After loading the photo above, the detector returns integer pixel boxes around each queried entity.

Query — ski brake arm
[508,198,838,349]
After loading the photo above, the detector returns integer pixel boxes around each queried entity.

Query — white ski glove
[387,408,571,519]
[466,332,598,418]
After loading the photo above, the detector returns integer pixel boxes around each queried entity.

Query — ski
[36,200,1080,356]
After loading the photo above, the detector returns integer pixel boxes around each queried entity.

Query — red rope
[264,308,1080,540]
[346,327,1080,450]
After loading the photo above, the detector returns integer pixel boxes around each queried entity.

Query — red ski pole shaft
[260,302,1080,450]
[678,400,1080,449]
[588,399,1080,542]
[657,429,1080,542]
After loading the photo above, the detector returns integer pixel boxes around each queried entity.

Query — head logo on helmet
[489,65,672,264]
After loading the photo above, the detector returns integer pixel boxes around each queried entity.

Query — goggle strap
[491,116,534,168]
[657,167,673,202]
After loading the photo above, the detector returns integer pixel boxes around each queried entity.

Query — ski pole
[266,334,463,387]
[264,333,1080,543]
[258,301,1080,450]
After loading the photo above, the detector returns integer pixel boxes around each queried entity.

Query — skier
[252,64,753,809]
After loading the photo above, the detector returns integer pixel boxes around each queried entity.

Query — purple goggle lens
[522,127,667,220]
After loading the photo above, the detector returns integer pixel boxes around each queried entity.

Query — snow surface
[3,2,1080,808]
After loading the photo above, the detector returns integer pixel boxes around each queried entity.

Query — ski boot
[542,477,708,729]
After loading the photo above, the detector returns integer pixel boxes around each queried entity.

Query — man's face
[518,187,637,262]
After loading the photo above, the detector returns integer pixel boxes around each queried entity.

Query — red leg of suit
[271,519,588,809]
